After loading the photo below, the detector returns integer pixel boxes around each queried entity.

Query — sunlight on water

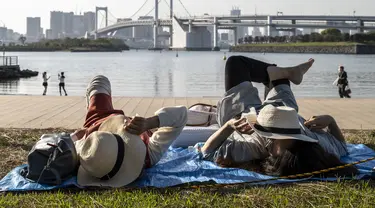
[1,51,374,98]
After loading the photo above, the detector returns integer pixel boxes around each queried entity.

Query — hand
[304,115,334,130]
[124,116,149,135]
[227,118,254,135]
[71,128,87,141]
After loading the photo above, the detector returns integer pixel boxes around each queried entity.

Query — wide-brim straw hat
[249,105,317,143]
[75,115,146,188]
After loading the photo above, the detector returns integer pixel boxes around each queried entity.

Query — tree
[321,28,341,36]
[19,35,27,45]
[247,36,253,44]
[254,36,259,43]
[238,37,243,44]
[342,33,350,42]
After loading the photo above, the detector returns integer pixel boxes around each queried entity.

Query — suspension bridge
[93,0,375,50]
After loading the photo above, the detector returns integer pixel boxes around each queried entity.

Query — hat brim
[249,123,318,143]
[76,115,147,188]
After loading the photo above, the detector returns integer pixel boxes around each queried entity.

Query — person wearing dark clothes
[337,66,351,98]
[58,72,68,96]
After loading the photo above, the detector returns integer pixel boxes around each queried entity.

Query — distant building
[83,12,96,33]
[26,17,41,41]
[228,7,247,43]
[0,27,7,40]
[50,11,64,39]
[62,12,74,37]
[46,29,53,39]
[252,27,262,37]
[220,33,229,41]
[133,16,153,40]
[6,29,14,41]
[73,15,85,37]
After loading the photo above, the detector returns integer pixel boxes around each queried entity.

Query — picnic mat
[1,144,375,192]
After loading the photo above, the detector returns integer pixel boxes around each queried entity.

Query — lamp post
[277,11,283,16]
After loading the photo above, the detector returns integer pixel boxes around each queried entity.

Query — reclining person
[71,75,187,187]
[200,56,358,177]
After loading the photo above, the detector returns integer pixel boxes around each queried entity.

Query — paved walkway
[0,95,373,130]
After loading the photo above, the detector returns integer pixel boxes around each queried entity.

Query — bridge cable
[129,0,150,19]
[144,0,162,17]
[178,0,192,17]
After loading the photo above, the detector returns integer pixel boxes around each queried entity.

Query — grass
[1,128,375,207]
[237,42,359,47]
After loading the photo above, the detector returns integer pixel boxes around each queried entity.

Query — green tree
[321,28,342,36]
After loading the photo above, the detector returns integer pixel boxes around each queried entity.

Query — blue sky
[1,0,374,34]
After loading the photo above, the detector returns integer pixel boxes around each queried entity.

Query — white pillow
[171,125,220,148]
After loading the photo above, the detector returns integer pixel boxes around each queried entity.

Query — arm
[327,118,345,142]
[201,122,235,154]
[304,115,345,142]
[201,118,254,154]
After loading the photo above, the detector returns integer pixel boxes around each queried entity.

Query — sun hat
[248,105,318,143]
[75,115,147,187]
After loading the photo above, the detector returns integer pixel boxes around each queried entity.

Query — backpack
[21,133,79,185]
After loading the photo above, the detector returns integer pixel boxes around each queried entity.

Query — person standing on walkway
[337,66,351,98]
[42,72,50,96]
[58,72,68,96]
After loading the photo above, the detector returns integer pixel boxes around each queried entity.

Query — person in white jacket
[71,75,187,188]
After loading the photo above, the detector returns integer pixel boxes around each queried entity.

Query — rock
[0,66,39,79]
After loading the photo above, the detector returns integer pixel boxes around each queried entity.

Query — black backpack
[21,133,79,185]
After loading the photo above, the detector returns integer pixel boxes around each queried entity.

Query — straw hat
[249,105,317,143]
[75,115,146,187]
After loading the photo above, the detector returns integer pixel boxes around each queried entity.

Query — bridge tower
[153,0,159,48]
[95,7,108,39]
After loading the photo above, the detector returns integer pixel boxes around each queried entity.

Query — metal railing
[0,56,18,66]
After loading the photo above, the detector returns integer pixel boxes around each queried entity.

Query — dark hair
[340,66,344,70]
[216,140,358,178]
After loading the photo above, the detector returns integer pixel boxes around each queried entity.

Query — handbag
[186,103,218,127]
[345,85,352,94]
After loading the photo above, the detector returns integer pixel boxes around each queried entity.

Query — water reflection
[0,79,19,94]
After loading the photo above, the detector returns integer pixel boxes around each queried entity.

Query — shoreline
[230,42,375,54]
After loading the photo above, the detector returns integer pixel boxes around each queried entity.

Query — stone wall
[230,44,375,54]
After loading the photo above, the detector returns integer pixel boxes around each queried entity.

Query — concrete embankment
[230,44,375,54]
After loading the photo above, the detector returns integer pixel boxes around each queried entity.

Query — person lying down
[197,56,358,177]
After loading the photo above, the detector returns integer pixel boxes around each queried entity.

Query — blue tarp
[1,144,375,192]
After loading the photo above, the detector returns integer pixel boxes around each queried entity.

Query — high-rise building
[26,17,41,41]
[83,12,96,33]
[73,14,85,37]
[50,11,64,39]
[0,27,7,40]
[62,12,74,37]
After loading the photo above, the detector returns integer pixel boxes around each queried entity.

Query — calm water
[1,51,375,98]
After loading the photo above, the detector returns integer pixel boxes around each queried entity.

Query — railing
[0,56,18,66]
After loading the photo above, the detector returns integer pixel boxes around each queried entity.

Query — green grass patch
[1,128,375,207]
[237,42,359,47]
